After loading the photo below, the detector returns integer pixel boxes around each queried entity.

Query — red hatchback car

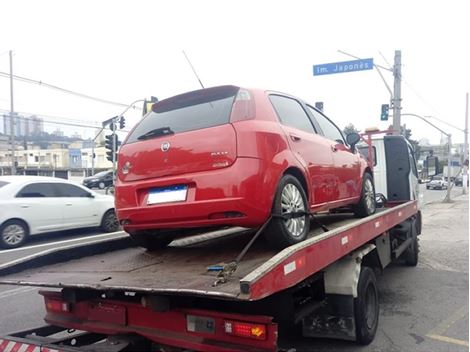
[115,85,375,249]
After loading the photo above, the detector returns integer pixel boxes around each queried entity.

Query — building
[2,113,44,137]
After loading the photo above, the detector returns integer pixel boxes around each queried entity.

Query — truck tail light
[230,89,256,122]
[224,320,267,340]
[45,298,71,313]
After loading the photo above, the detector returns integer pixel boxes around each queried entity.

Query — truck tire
[353,173,376,218]
[404,233,419,267]
[266,175,310,249]
[354,266,379,345]
[128,231,174,250]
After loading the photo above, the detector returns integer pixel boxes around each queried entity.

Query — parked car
[115,85,375,249]
[426,175,448,190]
[82,170,113,189]
[0,176,120,249]
[454,175,469,187]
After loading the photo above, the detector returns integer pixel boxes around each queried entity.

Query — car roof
[0,175,74,184]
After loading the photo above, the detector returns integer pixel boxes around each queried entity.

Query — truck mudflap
[37,290,278,352]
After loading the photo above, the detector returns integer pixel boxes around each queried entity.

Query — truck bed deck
[0,201,418,301]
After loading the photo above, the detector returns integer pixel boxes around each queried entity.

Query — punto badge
[161,142,170,152]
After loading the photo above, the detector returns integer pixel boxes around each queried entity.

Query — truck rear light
[224,320,267,340]
[45,298,71,313]
[230,89,255,122]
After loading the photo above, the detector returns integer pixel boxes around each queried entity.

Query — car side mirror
[346,132,361,150]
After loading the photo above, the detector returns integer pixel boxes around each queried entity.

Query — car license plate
[147,185,188,205]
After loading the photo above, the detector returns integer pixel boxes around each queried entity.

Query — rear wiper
[137,127,174,141]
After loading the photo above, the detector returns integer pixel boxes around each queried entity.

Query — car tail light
[230,89,255,122]
[224,320,267,340]
[45,298,71,313]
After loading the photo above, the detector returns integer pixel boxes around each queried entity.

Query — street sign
[313,58,374,76]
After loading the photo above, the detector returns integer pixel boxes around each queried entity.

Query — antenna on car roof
[182,50,205,89]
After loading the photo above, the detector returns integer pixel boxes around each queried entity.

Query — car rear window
[125,85,239,144]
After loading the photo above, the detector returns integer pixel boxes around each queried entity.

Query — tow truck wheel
[266,175,310,249]
[353,173,376,218]
[354,266,379,345]
[404,233,419,267]
[128,231,174,250]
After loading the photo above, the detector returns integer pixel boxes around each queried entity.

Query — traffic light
[110,122,116,132]
[380,104,389,121]
[104,134,120,162]
[119,116,126,129]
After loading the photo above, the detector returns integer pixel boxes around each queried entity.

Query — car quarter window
[307,105,345,143]
[56,183,90,197]
[269,95,316,134]
[16,182,57,198]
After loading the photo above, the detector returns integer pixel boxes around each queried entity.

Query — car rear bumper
[115,157,277,231]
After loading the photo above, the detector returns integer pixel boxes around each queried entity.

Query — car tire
[128,231,174,250]
[0,219,29,249]
[265,174,310,249]
[100,209,120,233]
[98,182,106,189]
[354,266,379,345]
[353,173,376,218]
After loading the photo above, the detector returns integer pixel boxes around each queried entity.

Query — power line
[0,71,142,110]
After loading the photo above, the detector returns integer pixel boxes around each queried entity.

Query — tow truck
[0,131,430,352]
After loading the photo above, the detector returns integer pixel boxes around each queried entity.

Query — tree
[343,123,359,136]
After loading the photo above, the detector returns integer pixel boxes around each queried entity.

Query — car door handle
[20,205,29,208]
[331,145,338,152]
[290,134,301,142]
[65,203,73,206]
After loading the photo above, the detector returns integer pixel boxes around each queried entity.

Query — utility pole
[9,50,16,175]
[444,134,452,203]
[392,50,402,135]
[463,92,469,195]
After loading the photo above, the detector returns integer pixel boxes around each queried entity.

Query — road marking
[427,334,469,347]
[426,306,469,347]
[0,231,125,254]
[0,286,38,300]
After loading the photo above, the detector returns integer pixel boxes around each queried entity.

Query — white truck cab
[357,132,422,210]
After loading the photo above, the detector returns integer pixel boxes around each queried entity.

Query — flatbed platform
[0,201,418,301]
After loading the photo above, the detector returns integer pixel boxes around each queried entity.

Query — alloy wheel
[2,224,26,246]
[281,183,306,237]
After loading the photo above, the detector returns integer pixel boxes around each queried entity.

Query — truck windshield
[125,86,239,144]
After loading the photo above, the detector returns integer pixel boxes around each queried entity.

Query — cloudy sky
[0,0,469,144]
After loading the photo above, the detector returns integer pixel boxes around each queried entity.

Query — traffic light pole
[392,50,402,135]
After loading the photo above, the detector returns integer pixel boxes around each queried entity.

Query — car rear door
[307,106,362,203]
[55,183,99,229]
[14,182,65,234]
[269,94,334,208]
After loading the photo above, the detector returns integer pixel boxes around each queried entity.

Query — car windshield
[125,86,238,144]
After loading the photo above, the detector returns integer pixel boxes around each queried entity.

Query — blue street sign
[313,58,374,76]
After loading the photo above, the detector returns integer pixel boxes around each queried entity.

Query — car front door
[15,182,65,233]
[55,183,99,229]
[269,94,334,209]
[307,106,362,204]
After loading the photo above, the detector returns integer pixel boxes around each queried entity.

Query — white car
[426,176,448,190]
[0,176,119,249]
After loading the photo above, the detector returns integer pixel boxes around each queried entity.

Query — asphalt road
[0,190,468,351]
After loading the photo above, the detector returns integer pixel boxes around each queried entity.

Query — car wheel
[128,230,174,250]
[100,209,120,232]
[98,182,105,189]
[354,267,379,345]
[265,174,310,249]
[353,173,376,218]
[0,219,29,249]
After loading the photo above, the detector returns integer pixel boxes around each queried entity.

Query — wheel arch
[283,166,309,201]
[1,218,30,235]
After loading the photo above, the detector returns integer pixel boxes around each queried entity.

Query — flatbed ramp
[0,201,417,301]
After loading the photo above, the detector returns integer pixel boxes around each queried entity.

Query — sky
[0,0,469,145]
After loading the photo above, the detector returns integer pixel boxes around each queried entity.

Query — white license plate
[147,185,188,205]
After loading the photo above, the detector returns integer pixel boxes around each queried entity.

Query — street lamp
[402,113,453,203]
